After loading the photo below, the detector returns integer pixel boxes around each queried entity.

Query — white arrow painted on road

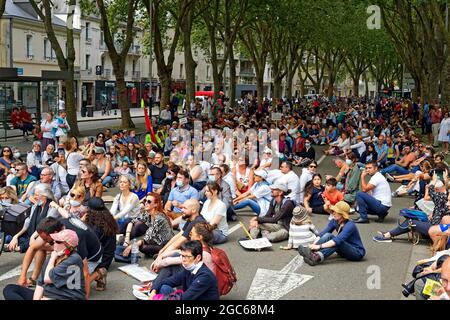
[0,262,34,282]
[246,256,313,300]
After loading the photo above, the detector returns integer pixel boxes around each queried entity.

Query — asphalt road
[0,148,425,300]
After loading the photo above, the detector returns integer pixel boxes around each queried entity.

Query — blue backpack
[399,208,428,222]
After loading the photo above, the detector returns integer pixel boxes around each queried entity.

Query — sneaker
[298,246,321,266]
[385,173,395,182]
[133,289,151,300]
[373,234,392,243]
[349,208,356,214]
[391,191,398,198]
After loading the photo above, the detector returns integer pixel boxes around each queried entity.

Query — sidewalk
[76,106,160,122]
[0,106,161,141]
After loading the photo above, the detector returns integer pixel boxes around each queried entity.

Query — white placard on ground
[239,237,272,250]
[118,264,158,283]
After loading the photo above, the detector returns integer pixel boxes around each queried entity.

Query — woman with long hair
[0,146,15,176]
[92,148,113,187]
[303,174,326,215]
[82,198,119,291]
[123,192,173,257]
[201,181,228,244]
[133,161,153,200]
[65,137,86,189]
[73,164,103,206]
[110,174,141,233]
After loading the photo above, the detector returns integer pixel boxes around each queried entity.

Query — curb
[400,241,430,300]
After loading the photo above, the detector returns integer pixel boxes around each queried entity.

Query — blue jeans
[102,176,113,186]
[380,164,410,175]
[356,191,390,220]
[160,285,175,295]
[213,229,228,244]
[234,199,261,215]
[316,233,364,261]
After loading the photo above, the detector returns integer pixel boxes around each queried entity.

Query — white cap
[254,170,268,180]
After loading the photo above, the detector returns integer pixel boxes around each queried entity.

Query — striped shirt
[287,224,319,249]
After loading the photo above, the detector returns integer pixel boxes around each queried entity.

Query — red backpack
[206,246,237,296]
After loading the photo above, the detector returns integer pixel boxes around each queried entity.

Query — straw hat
[329,201,350,220]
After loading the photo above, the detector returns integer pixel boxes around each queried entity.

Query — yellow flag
[141,98,145,109]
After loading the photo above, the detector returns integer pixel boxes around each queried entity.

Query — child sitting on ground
[118,159,132,175]
[323,177,344,220]
[280,206,319,250]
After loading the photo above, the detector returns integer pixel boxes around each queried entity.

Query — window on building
[26,35,33,58]
[132,60,136,73]
[51,48,55,59]
[180,64,184,79]
[86,54,90,70]
[44,39,48,59]
[206,65,210,79]
[86,22,90,40]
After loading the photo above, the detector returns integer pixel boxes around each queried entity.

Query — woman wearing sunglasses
[122,192,173,257]
[50,185,88,219]
[0,147,15,175]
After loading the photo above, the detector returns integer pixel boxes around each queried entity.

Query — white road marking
[317,154,326,165]
[228,224,241,235]
[246,268,313,300]
[246,256,313,300]
[0,262,34,282]
[280,255,304,274]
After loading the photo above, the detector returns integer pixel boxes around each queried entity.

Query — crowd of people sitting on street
[1,94,450,300]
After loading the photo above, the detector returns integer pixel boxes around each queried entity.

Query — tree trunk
[0,0,6,20]
[443,58,450,106]
[114,68,134,129]
[181,7,196,110]
[65,78,78,136]
[352,77,359,97]
[364,72,369,98]
[229,49,237,110]
[159,72,171,110]
[256,74,264,112]
[273,77,283,102]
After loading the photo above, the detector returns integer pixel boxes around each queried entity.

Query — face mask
[1,199,12,205]
[10,168,16,175]
[176,181,184,188]
[208,175,216,182]
[345,159,352,166]
[182,262,197,272]
[167,175,174,180]
[14,153,21,158]
[37,200,44,206]
[305,143,311,148]
[70,200,81,207]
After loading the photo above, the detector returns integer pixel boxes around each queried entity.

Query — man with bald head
[153,199,205,264]
[25,167,64,204]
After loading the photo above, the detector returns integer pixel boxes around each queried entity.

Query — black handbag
[4,203,31,224]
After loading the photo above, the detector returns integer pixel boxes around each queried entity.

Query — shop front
[95,80,117,111]
[42,81,59,114]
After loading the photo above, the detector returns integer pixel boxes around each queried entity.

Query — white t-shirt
[201,199,228,236]
[299,168,313,204]
[66,151,84,176]
[278,171,301,204]
[41,119,55,139]
[249,182,272,217]
[369,172,392,207]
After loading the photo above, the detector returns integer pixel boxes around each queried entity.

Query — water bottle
[131,239,139,265]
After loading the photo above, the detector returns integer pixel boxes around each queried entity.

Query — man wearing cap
[354,161,392,224]
[4,229,86,300]
[233,170,272,216]
[298,201,365,266]
[16,217,102,299]
[247,182,294,243]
